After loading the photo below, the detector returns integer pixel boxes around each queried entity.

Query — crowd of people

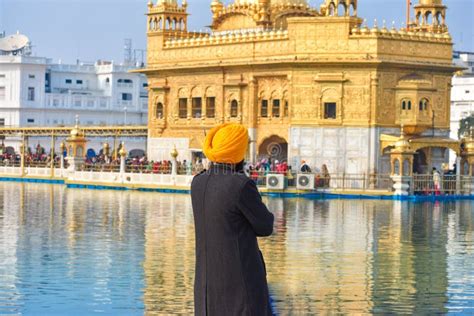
[246,159,331,188]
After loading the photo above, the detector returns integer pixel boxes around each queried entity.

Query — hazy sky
[0,0,473,64]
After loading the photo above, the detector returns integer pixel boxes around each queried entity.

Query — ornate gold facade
[141,0,459,173]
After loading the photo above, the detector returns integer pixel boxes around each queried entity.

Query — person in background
[321,164,331,188]
[191,123,274,316]
[432,167,441,196]
[250,165,259,183]
[300,160,311,173]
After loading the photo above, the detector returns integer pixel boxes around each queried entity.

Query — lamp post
[170,145,178,176]
[50,132,55,178]
[119,142,127,177]
[59,141,66,176]
[20,135,25,177]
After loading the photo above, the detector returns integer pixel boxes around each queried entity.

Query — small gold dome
[119,142,127,157]
[170,145,179,158]
[69,116,85,139]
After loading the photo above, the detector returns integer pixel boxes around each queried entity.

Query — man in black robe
[191,123,274,316]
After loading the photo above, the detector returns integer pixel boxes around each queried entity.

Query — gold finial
[170,145,179,159]
[119,142,127,157]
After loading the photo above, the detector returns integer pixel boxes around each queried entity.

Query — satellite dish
[0,34,29,52]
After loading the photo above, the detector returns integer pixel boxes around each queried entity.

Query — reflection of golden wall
[259,198,378,313]
[142,193,195,314]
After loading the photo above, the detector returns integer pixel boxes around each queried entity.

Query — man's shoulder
[191,169,208,185]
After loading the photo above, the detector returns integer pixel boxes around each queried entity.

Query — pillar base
[66,157,85,172]
[465,181,474,195]
[391,175,412,196]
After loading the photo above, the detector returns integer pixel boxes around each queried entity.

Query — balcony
[45,93,111,109]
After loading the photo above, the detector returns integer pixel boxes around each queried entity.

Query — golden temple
[140,0,466,175]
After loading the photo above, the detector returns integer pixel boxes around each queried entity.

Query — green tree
[458,114,474,138]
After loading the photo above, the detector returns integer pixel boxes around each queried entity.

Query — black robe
[191,164,274,316]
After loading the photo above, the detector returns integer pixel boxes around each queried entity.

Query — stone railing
[350,21,452,43]
[164,29,289,48]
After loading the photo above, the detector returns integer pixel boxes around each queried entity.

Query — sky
[0,0,473,64]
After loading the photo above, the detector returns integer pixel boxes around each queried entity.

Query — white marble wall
[147,137,191,162]
[289,126,401,175]
[290,127,370,174]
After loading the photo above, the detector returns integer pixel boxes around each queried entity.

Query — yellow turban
[203,123,249,164]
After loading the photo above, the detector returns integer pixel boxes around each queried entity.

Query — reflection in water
[0,183,473,314]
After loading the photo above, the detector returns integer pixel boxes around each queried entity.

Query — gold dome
[234,0,307,6]
[69,116,85,139]
[170,145,179,158]
[419,0,443,5]
[119,142,127,157]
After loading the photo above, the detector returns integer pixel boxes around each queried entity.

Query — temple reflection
[0,183,473,314]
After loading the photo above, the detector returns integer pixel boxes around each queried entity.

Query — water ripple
[0,183,473,314]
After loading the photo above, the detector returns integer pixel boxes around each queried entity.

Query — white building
[0,33,148,153]
[448,52,474,164]
[450,75,474,139]
[453,51,474,75]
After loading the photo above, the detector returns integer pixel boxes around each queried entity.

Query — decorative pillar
[248,78,258,164]
[113,131,119,161]
[50,133,55,178]
[460,128,474,194]
[390,129,415,196]
[103,142,110,164]
[119,142,127,175]
[65,117,88,172]
[20,136,25,177]
[59,141,66,177]
[170,145,178,176]
[455,156,462,195]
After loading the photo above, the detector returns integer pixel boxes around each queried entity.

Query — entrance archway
[258,135,288,162]
[413,149,428,174]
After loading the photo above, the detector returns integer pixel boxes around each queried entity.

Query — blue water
[0,183,473,314]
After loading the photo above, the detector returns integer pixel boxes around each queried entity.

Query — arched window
[349,3,356,16]
[419,98,429,111]
[230,100,238,118]
[403,159,411,176]
[393,159,400,176]
[156,102,164,119]
[272,99,280,117]
[76,146,83,157]
[261,100,268,117]
[426,12,433,25]
[328,3,336,16]
[402,99,412,111]
[435,12,441,25]
[337,3,346,16]
[149,18,155,31]
[179,98,187,118]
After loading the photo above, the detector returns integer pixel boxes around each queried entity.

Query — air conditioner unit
[297,174,315,190]
[266,174,285,190]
